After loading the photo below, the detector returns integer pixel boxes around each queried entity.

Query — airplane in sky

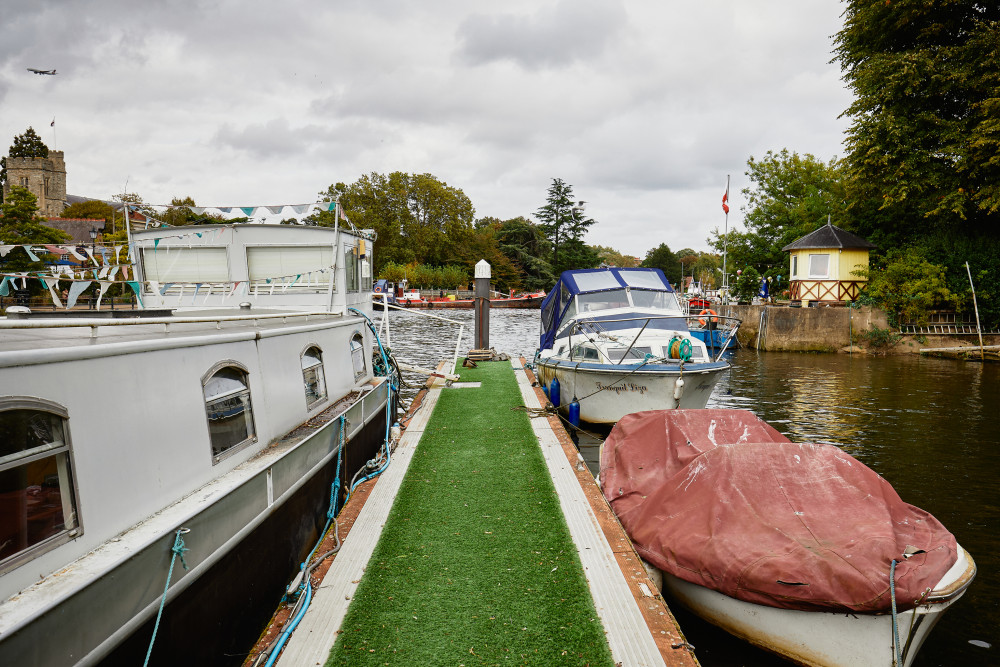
[27,68,57,75]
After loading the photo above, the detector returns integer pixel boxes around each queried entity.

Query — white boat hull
[535,360,728,424]
[649,546,976,667]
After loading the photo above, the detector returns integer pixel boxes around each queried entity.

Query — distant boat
[533,268,738,424]
[600,409,976,667]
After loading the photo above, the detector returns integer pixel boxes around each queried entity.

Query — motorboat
[533,268,738,424]
[600,409,976,667]
[0,221,399,665]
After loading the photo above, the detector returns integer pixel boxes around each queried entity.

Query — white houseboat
[0,221,396,665]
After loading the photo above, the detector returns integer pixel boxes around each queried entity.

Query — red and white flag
[722,190,730,214]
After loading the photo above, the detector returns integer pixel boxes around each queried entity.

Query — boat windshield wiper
[619,318,650,361]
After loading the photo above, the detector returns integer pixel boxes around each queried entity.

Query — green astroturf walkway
[325,361,615,667]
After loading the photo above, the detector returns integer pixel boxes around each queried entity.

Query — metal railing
[563,313,740,364]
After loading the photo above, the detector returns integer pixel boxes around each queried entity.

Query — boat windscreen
[617,269,670,290]
[577,289,629,313]
[630,290,680,310]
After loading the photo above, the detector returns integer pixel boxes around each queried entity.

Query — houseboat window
[247,246,334,291]
[203,366,257,462]
[141,247,229,285]
[345,246,360,292]
[302,346,327,408]
[0,402,79,571]
[577,289,629,312]
[808,254,830,278]
[351,333,366,379]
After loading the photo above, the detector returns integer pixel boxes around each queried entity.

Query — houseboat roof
[781,221,876,251]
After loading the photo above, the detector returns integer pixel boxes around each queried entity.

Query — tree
[833,1,1000,327]
[0,186,70,278]
[1,127,50,202]
[318,173,478,275]
[486,216,556,291]
[640,243,680,286]
[594,245,639,268]
[710,150,848,278]
[535,179,598,273]
[731,267,762,304]
[834,2,1000,243]
[855,247,960,327]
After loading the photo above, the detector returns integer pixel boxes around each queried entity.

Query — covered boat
[600,409,976,667]
[533,268,738,424]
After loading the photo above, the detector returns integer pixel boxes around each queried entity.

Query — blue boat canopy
[539,268,675,350]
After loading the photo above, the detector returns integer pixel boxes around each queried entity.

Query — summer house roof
[781,222,876,251]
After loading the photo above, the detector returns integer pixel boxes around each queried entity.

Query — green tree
[732,267,762,304]
[835,1,1000,241]
[492,216,555,290]
[319,173,478,275]
[640,243,680,286]
[1,128,50,201]
[535,179,598,273]
[855,247,960,327]
[0,186,70,278]
[710,150,848,277]
[833,1,1000,327]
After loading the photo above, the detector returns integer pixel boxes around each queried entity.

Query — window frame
[201,361,258,464]
[808,253,830,279]
[0,396,83,576]
[350,331,366,380]
[301,344,328,410]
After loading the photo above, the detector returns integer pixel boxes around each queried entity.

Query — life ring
[698,309,719,326]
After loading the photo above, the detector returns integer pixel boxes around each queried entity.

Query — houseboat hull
[534,359,728,424]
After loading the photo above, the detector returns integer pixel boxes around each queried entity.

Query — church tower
[3,150,67,217]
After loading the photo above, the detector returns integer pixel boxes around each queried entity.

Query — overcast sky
[1,0,852,258]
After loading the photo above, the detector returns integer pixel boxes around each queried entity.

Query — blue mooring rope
[890,559,903,667]
[143,528,190,667]
[262,307,397,665]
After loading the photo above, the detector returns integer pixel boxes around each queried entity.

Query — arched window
[203,365,257,463]
[301,346,327,408]
[0,398,80,573]
[350,332,366,379]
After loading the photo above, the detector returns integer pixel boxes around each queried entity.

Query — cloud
[456,0,628,69]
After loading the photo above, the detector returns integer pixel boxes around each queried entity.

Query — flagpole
[722,174,730,305]
[51,118,57,151]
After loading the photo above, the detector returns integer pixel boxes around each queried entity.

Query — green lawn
[325,361,615,666]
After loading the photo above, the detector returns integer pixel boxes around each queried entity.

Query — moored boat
[600,409,976,667]
[0,222,398,665]
[533,268,738,424]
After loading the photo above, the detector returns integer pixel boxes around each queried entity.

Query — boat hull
[534,359,728,424]
[655,547,975,667]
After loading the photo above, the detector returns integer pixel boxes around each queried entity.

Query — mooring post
[474,260,491,350]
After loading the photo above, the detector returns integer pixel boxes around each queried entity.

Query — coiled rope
[143,528,190,667]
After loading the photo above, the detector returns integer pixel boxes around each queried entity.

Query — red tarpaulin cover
[601,410,958,613]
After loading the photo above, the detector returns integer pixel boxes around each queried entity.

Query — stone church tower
[3,151,67,217]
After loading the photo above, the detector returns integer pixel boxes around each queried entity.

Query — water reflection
[376,308,999,667]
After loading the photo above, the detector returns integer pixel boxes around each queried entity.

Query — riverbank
[723,304,1000,355]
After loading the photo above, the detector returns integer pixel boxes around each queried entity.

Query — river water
[373,307,998,667]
